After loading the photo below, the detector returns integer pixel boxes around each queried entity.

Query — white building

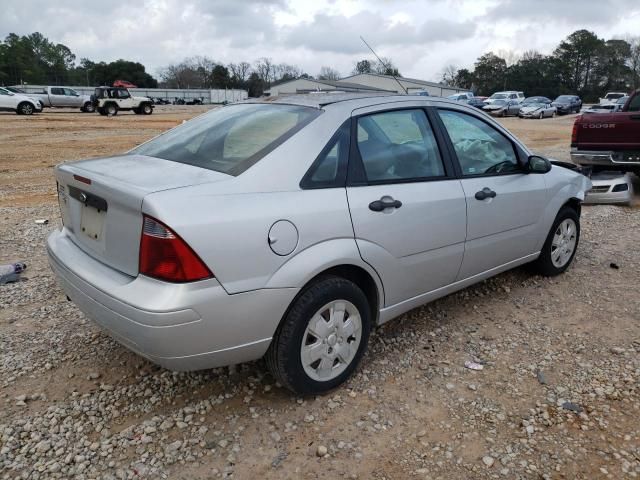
[340,73,469,97]
[265,78,393,96]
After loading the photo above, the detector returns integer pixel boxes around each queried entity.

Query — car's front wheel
[17,102,34,115]
[266,276,371,395]
[532,207,580,276]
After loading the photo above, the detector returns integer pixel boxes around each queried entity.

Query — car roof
[251,93,466,111]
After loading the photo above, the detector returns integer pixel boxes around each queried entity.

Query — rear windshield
[130,104,320,176]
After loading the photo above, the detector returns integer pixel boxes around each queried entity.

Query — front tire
[18,102,34,115]
[266,276,371,395]
[532,207,580,276]
[141,103,153,115]
[105,103,118,116]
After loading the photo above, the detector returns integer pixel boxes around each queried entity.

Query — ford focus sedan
[47,93,591,395]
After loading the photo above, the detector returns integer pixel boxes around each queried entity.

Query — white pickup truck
[29,86,95,112]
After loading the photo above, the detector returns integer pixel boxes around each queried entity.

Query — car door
[49,87,66,106]
[64,88,82,107]
[0,88,15,110]
[346,106,467,307]
[436,108,548,280]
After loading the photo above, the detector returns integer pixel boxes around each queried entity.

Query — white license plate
[80,204,105,240]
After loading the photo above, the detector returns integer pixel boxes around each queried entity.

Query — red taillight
[139,215,213,283]
[571,118,580,145]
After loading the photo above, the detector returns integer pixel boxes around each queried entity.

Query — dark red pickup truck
[571,89,640,173]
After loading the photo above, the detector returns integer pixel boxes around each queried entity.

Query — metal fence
[15,86,248,103]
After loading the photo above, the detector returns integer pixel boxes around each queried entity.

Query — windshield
[489,93,507,99]
[555,95,573,102]
[616,97,628,104]
[527,103,546,108]
[490,100,506,105]
[130,103,321,176]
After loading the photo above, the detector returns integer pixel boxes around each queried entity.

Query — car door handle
[369,197,403,212]
[475,187,497,201]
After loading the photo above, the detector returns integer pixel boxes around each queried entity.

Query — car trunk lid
[55,154,230,277]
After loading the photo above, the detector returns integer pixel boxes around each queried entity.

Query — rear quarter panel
[142,187,360,294]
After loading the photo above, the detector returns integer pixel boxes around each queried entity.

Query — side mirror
[526,155,551,174]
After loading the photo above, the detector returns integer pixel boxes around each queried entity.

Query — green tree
[553,30,604,97]
[473,52,508,95]
[353,59,373,75]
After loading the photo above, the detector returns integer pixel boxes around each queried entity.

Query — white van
[485,91,525,105]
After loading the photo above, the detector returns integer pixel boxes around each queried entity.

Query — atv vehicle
[92,87,153,116]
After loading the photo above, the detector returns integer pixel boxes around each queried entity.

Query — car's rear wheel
[18,102,34,115]
[532,207,580,276]
[266,276,371,395]
[105,103,118,116]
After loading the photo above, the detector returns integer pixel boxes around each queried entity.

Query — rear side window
[628,95,640,112]
[51,88,64,95]
[356,109,445,182]
[301,120,349,189]
[130,104,320,176]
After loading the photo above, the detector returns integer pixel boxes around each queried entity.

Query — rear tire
[82,102,95,113]
[532,207,580,276]
[266,276,371,395]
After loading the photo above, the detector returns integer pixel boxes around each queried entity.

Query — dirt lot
[0,107,638,479]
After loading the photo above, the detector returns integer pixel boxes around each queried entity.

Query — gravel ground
[0,109,639,479]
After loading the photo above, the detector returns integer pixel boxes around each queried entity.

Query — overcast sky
[3,0,640,81]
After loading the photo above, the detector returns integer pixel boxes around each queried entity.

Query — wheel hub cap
[300,300,362,382]
[551,218,577,268]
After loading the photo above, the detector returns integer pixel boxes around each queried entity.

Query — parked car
[613,95,629,112]
[92,86,153,116]
[113,80,137,89]
[581,104,618,114]
[482,99,520,116]
[584,171,633,206]
[467,97,487,109]
[552,95,582,114]
[0,86,43,115]
[522,96,552,106]
[28,86,94,112]
[599,92,627,105]
[447,92,474,102]
[47,93,591,394]
[518,102,557,119]
[484,91,525,105]
[571,89,640,174]
[413,90,430,96]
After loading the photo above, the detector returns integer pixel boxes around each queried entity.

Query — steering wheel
[484,160,515,174]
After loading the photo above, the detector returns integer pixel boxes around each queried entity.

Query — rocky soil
[1,108,638,479]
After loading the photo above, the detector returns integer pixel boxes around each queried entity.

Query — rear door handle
[475,187,497,201]
[369,197,403,212]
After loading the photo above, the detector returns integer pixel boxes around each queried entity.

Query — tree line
[442,30,640,101]
[0,32,158,87]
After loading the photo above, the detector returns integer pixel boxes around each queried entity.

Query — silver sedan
[47,93,591,394]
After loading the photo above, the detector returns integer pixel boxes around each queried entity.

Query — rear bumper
[570,149,640,170]
[47,228,298,371]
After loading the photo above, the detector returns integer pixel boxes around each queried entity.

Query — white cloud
[1,0,639,80]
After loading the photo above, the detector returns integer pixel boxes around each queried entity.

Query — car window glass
[303,122,350,187]
[356,109,445,182]
[64,88,76,96]
[438,110,520,176]
[357,124,368,142]
[628,95,640,112]
[0,89,9,96]
[51,88,64,95]
[131,104,320,176]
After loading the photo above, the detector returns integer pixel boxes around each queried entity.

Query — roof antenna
[360,35,408,94]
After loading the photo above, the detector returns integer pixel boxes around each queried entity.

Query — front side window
[130,104,320,176]
[0,88,9,96]
[356,109,445,182]
[64,88,77,96]
[438,110,520,176]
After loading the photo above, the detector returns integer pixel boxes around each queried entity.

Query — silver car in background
[519,102,557,119]
[47,93,591,394]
